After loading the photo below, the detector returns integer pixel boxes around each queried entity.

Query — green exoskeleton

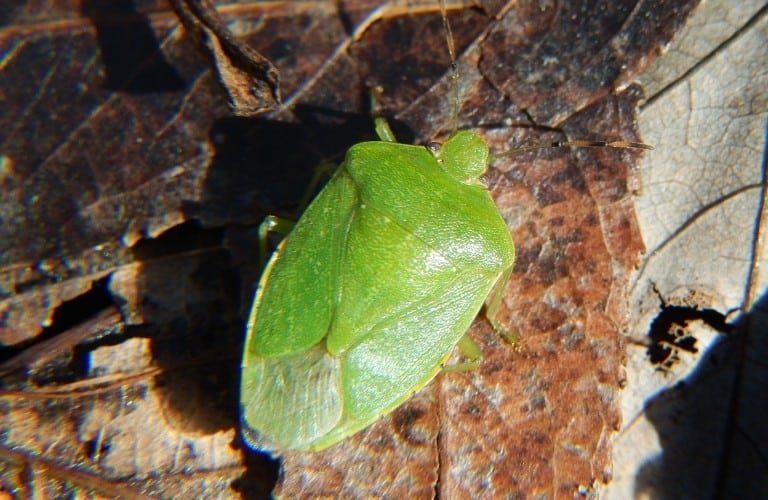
[240,115,515,451]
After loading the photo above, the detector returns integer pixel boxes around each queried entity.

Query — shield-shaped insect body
[240,130,515,452]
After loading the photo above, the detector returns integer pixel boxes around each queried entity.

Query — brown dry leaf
[0,0,701,498]
[169,0,281,115]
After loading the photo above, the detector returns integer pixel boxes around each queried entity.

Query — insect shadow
[187,103,415,222]
[131,104,414,494]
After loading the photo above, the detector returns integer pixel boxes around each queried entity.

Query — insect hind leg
[442,334,483,372]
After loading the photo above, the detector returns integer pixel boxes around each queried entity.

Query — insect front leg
[370,86,397,143]
[257,215,293,268]
[262,158,340,267]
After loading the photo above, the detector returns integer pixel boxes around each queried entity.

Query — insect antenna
[439,0,460,137]
[505,139,654,155]
[436,1,651,153]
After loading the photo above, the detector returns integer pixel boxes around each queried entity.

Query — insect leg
[443,334,483,372]
[370,86,397,142]
[258,215,293,268]
[485,265,518,345]
[296,161,337,213]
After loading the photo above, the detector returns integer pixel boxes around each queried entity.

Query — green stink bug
[240,120,515,452]
[238,1,518,453]
[238,3,650,454]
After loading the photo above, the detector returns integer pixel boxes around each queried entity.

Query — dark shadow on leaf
[0,1,26,27]
[131,220,242,437]
[230,448,280,500]
[82,0,185,92]
[634,289,768,498]
[183,103,412,223]
[0,277,116,384]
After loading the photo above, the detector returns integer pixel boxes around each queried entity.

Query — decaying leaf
[609,0,768,497]
[2,0,742,497]
[169,0,281,115]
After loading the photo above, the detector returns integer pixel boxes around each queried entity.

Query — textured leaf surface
[3,0,752,498]
[607,1,768,497]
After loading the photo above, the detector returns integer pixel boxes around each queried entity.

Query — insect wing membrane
[241,344,342,450]
[241,172,357,450]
